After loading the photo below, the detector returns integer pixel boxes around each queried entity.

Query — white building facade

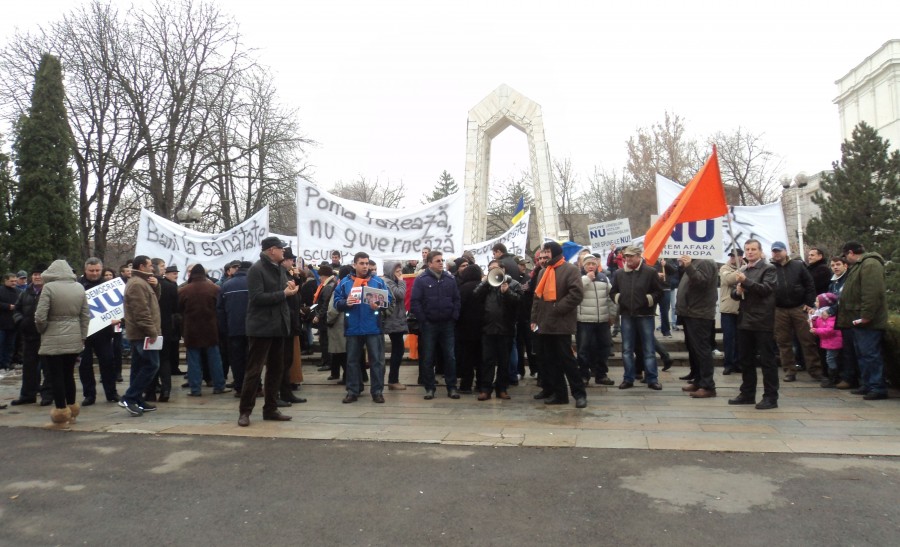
[834,39,900,151]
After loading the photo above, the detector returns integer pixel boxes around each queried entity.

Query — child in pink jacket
[810,293,842,379]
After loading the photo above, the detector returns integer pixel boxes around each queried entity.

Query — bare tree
[584,166,629,223]
[625,112,703,234]
[486,171,534,238]
[330,176,406,208]
[553,157,585,241]
[711,127,783,205]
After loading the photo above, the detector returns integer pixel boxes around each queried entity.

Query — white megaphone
[488,267,510,287]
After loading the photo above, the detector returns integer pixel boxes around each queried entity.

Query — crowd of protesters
[0,233,891,425]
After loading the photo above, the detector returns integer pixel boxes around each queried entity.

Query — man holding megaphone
[473,260,522,401]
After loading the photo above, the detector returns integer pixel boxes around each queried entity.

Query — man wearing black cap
[238,236,298,426]
[530,241,587,408]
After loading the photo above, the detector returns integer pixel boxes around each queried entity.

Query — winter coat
[730,259,776,332]
[811,315,842,350]
[179,278,220,348]
[0,284,20,330]
[456,265,484,341]
[609,260,664,317]
[530,257,584,335]
[14,284,43,339]
[245,252,290,338]
[836,252,887,330]
[326,292,346,353]
[807,258,832,297]
[382,268,408,334]
[719,262,741,315]
[217,271,248,337]
[577,272,615,323]
[474,278,521,336]
[158,277,180,338]
[313,276,337,324]
[333,272,390,336]
[124,269,161,341]
[675,259,719,321]
[35,260,90,356]
[410,268,460,324]
[772,258,816,309]
[824,272,847,317]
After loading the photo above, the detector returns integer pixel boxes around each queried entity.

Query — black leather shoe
[81,397,95,407]
[647,383,663,391]
[863,392,888,400]
[662,360,673,371]
[40,399,53,406]
[342,394,358,404]
[728,395,756,405]
[722,369,732,375]
[213,388,232,395]
[158,393,170,403]
[544,397,569,405]
[755,398,778,410]
[262,412,292,421]
[283,394,307,403]
[10,398,36,406]
[317,365,330,371]
[678,374,694,381]
[448,389,460,399]
[372,394,385,404]
[575,397,587,409]
[596,376,615,386]
[618,381,634,390]
[533,391,553,400]
[424,390,435,400]
[275,399,292,407]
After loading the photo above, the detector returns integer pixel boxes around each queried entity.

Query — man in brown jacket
[121,255,162,417]
[531,241,586,408]
[179,264,229,397]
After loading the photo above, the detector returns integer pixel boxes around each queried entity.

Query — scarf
[312,276,332,304]
[535,256,564,302]
[352,275,370,288]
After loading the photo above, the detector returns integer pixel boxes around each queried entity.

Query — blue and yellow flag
[511,196,525,224]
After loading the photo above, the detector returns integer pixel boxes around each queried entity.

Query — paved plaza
[3,358,899,456]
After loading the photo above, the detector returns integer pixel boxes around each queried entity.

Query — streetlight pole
[781,174,809,257]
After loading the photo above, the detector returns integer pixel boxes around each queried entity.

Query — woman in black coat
[455,264,484,393]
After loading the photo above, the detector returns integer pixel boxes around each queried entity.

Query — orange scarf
[535,256,563,302]
[352,275,370,288]
[313,277,329,304]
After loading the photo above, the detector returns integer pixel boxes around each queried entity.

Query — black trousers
[239,337,284,416]
[281,335,296,398]
[456,336,480,390]
[480,334,512,394]
[46,353,78,409]
[228,335,248,391]
[683,316,715,390]
[737,329,778,401]
[79,331,118,400]
[19,335,49,400]
[540,334,585,400]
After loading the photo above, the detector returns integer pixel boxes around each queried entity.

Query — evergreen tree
[9,53,81,271]
[807,122,900,258]
[422,170,459,203]
[0,139,15,272]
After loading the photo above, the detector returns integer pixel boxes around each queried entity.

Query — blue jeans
[346,334,385,396]
[419,320,457,393]
[621,316,658,384]
[124,344,160,404]
[721,313,740,371]
[852,328,887,395]
[658,291,672,335]
[576,321,611,379]
[187,346,225,393]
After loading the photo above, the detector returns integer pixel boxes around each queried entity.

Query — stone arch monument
[463,84,559,244]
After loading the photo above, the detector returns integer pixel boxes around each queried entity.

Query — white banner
[295,179,465,263]
[656,174,790,260]
[464,211,530,272]
[135,207,269,283]
[588,219,632,253]
[650,215,725,259]
[86,278,125,337]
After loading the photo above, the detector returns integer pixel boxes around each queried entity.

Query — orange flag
[642,146,727,264]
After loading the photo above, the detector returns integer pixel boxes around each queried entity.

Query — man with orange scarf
[530,241,586,408]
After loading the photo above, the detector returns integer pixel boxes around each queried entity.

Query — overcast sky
[2,0,899,207]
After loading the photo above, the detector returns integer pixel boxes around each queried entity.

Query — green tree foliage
[422,170,459,204]
[807,121,900,312]
[8,54,81,270]
[0,139,14,272]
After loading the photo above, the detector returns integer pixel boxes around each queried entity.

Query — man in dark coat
[806,247,832,297]
[238,237,297,426]
[146,259,178,402]
[77,258,120,406]
[10,264,51,406]
[179,265,229,397]
[770,240,822,381]
[675,257,719,398]
[729,239,779,410]
[455,263,484,394]
[217,261,251,395]
[609,246,665,391]
[531,241,586,408]
[473,259,521,400]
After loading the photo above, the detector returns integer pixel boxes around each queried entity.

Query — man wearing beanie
[530,241,587,408]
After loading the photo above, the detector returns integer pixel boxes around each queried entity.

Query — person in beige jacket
[35,260,90,425]
[719,249,743,375]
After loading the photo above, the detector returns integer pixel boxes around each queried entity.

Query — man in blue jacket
[333,252,391,404]
[411,250,461,400]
